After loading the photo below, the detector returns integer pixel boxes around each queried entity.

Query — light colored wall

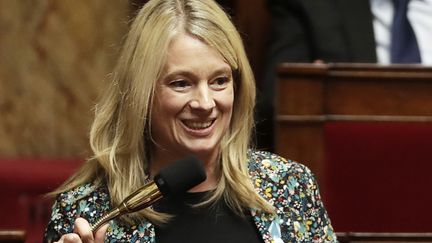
[0,0,130,157]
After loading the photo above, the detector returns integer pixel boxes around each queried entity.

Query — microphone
[91,156,206,232]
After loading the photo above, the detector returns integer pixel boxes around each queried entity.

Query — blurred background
[0,1,131,241]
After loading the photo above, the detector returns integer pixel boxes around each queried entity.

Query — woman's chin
[182,142,219,157]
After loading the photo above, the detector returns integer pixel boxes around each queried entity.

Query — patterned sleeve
[43,193,76,243]
[43,183,110,243]
[296,164,337,242]
[249,151,337,242]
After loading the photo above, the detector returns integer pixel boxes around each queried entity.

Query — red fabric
[0,159,81,192]
[0,158,82,243]
[322,122,432,232]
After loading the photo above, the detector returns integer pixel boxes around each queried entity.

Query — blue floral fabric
[44,150,337,242]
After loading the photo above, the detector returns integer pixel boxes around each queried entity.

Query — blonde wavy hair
[55,0,275,224]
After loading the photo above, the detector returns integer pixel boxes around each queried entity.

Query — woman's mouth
[182,119,215,130]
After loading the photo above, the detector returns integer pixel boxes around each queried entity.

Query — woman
[44,0,336,242]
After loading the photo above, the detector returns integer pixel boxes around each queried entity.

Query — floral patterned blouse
[44,150,337,242]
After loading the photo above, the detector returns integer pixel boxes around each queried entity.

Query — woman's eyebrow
[162,70,197,81]
[212,67,232,76]
[162,66,232,81]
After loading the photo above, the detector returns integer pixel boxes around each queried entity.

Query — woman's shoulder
[56,182,109,206]
[247,150,313,179]
[247,149,319,195]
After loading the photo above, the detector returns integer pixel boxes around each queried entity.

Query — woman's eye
[211,76,230,88]
[169,80,190,90]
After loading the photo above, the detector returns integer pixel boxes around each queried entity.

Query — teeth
[183,120,213,130]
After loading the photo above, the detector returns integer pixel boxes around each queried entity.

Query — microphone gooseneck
[91,156,206,232]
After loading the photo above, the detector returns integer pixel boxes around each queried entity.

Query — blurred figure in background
[257,0,432,150]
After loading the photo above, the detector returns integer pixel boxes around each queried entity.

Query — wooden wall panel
[0,0,130,157]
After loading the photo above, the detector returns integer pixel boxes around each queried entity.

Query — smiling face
[150,33,234,168]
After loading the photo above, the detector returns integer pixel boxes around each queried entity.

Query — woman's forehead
[161,34,231,73]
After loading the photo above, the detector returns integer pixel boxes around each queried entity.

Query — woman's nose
[189,85,215,111]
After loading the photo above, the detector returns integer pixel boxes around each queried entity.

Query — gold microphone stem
[90,182,162,233]
[91,207,121,232]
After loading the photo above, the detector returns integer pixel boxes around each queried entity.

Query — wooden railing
[275,63,432,179]
[0,230,25,243]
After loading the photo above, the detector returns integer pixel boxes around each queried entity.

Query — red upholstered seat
[0,159,81,243]
[322,122,432,232]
